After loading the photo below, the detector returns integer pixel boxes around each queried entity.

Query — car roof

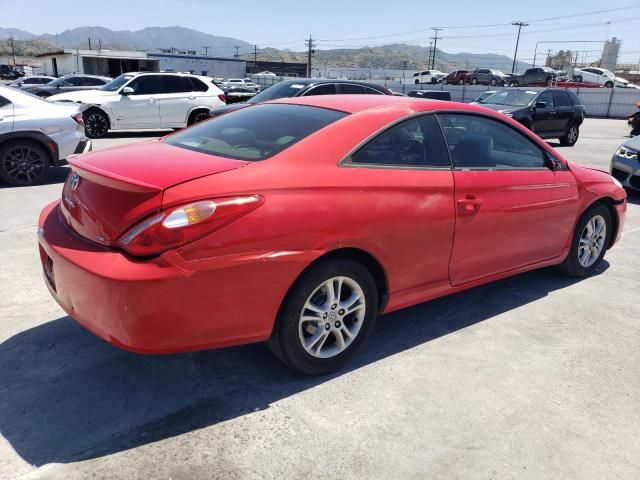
[62,74,111,80]
[277,78,387,89]
[269,94,480,115]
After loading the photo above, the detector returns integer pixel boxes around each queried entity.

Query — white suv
[48,72,226,138]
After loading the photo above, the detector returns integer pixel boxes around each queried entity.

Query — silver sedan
[610,135,640,191]
[0,85,90,186]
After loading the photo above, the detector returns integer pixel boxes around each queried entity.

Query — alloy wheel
[578,215,606,267]
[298,276,366,359]
[85,112,109,138]
[567,126,578,144]
[192,112,209,124]
[2,145,46,185]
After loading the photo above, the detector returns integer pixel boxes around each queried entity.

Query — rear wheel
[471,78,478,85]
[490,78,497,86]
[187,110,210,126]
[509,81,519,87]
[558,204,612,277]
[459,79,465,85]
[443,79,448,85]
[269,259,378,375]
[0,140,50,186]
[574,75,583,83]
[604,81,614,88]
[83,109,110,139]
[559,125,579,146]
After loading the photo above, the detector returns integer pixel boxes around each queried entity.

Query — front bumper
[610,154,640,190]
[37,201,307,354]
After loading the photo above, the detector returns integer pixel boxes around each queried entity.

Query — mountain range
[0,26,530,71]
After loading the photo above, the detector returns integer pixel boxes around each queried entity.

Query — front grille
[611,168,629,182]
[629,175,640,189]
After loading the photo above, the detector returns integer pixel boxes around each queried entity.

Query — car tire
[0,140,50,186]
[269,258,378,375]
[83,109,110,139]
[490,78,497,86]
[574,75,583,83]
[443,79,448,85]
[557,203,612,277]
[187,110,210,126]
[471,78,478,85]
[509,81,519,87]
[459,79,465,85]
[605,81,614,88]
[546,77,553,86]
[559,125,579,146]
[415,79,420,85]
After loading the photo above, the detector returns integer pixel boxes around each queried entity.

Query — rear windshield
[165,103,347,161]
[248,82,309,103]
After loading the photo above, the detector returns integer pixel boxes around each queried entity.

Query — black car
[507,67,558,87]
[476,88,585,146]
[224,86,259,104]
[209,79,393,118]
[20,74,111,98]
[0,64,24,80]
[407,90,451,101]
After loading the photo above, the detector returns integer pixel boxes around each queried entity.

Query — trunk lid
[60,140,248,246]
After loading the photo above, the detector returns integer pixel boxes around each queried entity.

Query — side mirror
[534,101,547,109]
[121,87,134,95]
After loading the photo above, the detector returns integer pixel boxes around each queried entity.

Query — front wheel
[574,75,583,83]
[558,204,612,277]
[269,259,378,375]
[490,78,497,86]
[559,125,579,146]
[471,78,478,85]
[0,140,50,186]
[83,109,110,139]
[604,81,614,88]
[443,79,448,85]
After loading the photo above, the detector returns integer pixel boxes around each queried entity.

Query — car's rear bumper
[37,201,309,354]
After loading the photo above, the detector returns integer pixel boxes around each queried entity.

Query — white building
[35,49,159,77]
[148,52,246,79]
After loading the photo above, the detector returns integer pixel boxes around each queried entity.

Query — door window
[364,87,384,95]
[188,77,209,92]
[437,114,547,169]
[163,75,191,94]
[303,84,337,96]
[552,91,572,107]
[0,96,10,109]
[128,75,163,95]
[83,77,106,86]
[339,84,365,94]
[350,114,450,167]
[536,91,554,108]
[66,77,84,86]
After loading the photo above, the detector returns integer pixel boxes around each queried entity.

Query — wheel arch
[0,131,57,165]
[83,106,112,129]
[187,106,212,124]
[590,197,622,249]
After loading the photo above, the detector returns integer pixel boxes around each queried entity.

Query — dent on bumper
[37,202,310,354]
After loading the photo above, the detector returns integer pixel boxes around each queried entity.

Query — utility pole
[546,49,552,67]
[511,21,529,73]
[9,36,16,65]
[202,46,210,56]
[305,35,314,78]
[253,44,258,64]
[233,45,241,58]
[427,41,433,69]
[430,28,442,70]
[88,38,92,50]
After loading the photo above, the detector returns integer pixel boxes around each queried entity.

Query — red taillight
[116,195,263,257]
[72,112,84,127]
[218,93,226,103]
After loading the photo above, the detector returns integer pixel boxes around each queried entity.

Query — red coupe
[38,95,626,374]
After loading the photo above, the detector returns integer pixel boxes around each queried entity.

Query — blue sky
[1,0,639,63]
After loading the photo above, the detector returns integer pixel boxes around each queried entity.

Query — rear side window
[128,75,163,95]
[163,75,191,93]
[0,96,10,108]
[364,87,384,95]
[552,91,572,107]
[437,114,547,169]
[350,114,450,168]
[166,104,347,161]
[568,91,583,106]
[67,77,84,86]
[83,77,106,86]
[304,84,336,96]
[189,77,209,92]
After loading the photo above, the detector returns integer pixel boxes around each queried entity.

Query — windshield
[166,104,347,161]
[248,82,308,103]
[479,89,537,106]
[100,74,135,92]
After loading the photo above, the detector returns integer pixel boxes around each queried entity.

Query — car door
[343,113,455,293]
[437,113,569,285]
[0,96,13,134]
[530,90,556,135]
[551,90,574,132]
[114,75,162,127]
[158,75,194,126]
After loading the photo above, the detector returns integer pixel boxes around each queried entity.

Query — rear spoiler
[68,156,163,193]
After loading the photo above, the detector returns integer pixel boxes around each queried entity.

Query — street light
[511,22,529,74]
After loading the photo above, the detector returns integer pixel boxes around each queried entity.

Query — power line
[511,22,529,73]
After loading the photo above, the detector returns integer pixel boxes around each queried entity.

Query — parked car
[469,69,507,86]
[244,82,261,91]
[209,79,392,118]
[254,71,276,77]
[471,90,497,104]
[0,85,90,186]
[224,86,259,104]
[407,90,451,101]
[411,70,446,84]
[442,70,470,85]
[0,64,24,80]
[507,67,558,87]
[476,88,585,146]
[610,137,640,191]
[572,67,623,88]
[225,78,246,87]
[48,72,226,138]
[21,74,111,98]
[38,95,626,374]
[9,75,56,88]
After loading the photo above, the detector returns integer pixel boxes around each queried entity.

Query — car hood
[622,135,640,151]
[48,89,115,103]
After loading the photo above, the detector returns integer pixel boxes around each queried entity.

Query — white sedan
[573,67,627,88]
[0,85,89,186]
[48,72,226,138]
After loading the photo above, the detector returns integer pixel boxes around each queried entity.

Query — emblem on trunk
[70,172,80,190]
